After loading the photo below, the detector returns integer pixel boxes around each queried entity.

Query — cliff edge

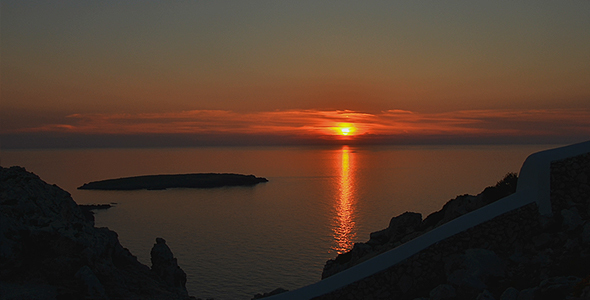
[0,166,193,300]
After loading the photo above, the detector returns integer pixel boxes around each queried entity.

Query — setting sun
[337,123,356,136]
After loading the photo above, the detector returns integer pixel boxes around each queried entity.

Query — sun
[337,123,356,136]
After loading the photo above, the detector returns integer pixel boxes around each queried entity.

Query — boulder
[436,194,485,227]
[151,238,188,296]
[369,212,422,244]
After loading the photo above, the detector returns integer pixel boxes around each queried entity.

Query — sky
[2,1,589,148]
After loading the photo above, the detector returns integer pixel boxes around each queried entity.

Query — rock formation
[151,237,188,296]
[322,173,519,279]
[0,166,193,300]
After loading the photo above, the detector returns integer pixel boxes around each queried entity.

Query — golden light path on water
[333,145,357,254]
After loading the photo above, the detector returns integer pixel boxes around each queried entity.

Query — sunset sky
[2,1,589,147]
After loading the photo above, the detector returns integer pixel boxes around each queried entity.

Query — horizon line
[0,131,580,150]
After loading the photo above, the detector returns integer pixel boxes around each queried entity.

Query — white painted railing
[517,140,590,216]
[267,140,590,300]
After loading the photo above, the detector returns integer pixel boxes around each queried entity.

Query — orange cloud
[13,108,590,144]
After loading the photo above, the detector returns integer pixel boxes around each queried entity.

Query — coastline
[0,166,194,300]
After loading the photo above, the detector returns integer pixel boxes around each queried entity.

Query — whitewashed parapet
[517,140,590,216]
[267,140,590,300]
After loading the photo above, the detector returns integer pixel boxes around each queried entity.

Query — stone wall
[313,152,590,300]
[551,153,590,222]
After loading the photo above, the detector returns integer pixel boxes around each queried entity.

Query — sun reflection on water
[333,145,357,254]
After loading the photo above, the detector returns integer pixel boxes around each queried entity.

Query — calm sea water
[1,144,557,299]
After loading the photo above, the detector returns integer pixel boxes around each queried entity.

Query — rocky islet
[78,173,268,191]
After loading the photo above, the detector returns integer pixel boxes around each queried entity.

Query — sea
[1,144,559,300]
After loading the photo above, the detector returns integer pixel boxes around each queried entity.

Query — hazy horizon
[0,130,585,150]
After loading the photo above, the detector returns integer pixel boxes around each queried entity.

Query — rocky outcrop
[315,153,590,300]
[151,237,188,296]
[322,173,518,279]
[0,166,193,300]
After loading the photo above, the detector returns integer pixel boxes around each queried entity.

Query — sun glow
[337,123,356,136]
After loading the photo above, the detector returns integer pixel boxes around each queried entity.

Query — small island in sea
[78,173,268,190]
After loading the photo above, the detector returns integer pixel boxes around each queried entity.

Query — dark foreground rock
[322,173,519,279]
[78,173,268,190]
[315,153,590,300]
[151,238,188,296]
[0,166,194,300]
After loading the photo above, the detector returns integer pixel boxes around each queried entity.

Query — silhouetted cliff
[0,166,193,300]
